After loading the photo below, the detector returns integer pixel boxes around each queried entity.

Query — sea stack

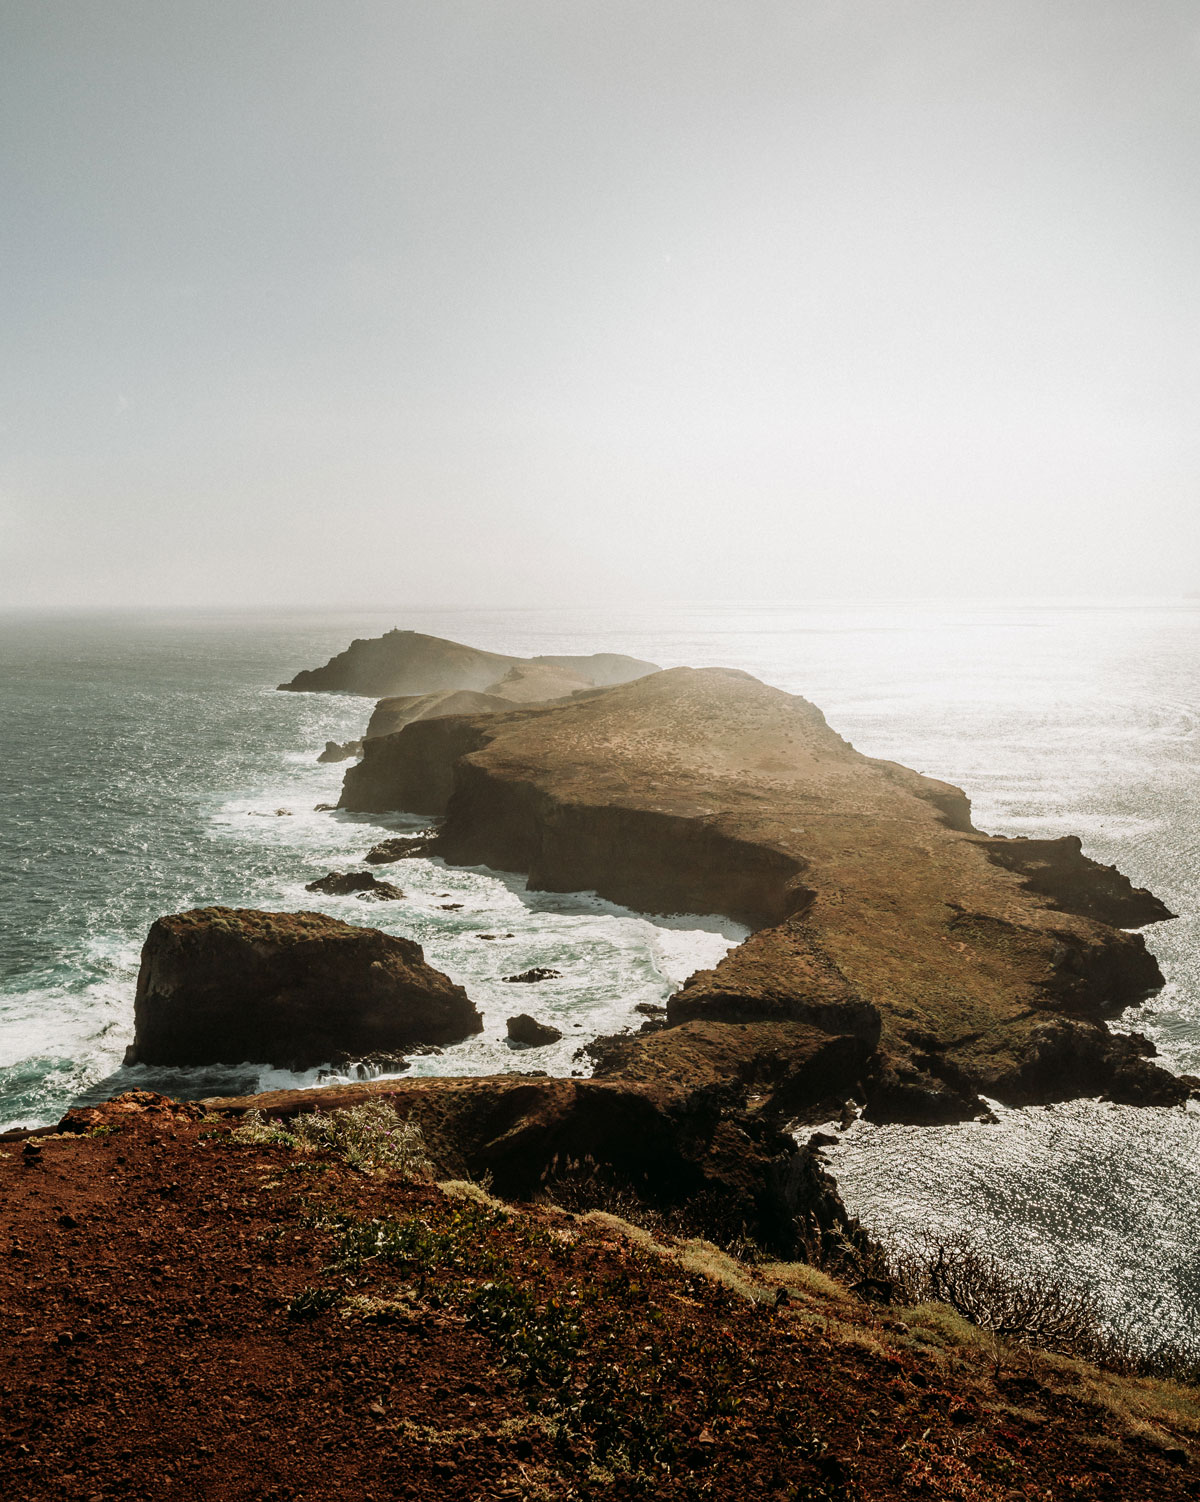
[125,907,481,1070]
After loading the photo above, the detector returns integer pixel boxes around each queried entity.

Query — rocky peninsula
[340,664,1184,1124]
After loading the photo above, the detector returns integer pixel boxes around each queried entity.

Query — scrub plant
[230,1098,433,1176]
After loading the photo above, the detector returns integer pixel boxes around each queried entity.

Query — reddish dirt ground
[1,1096,1196,1501]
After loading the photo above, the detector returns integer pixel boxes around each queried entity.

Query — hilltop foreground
[2,1091,1197,1501]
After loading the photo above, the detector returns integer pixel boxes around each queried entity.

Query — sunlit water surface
[2,601,1196,1344]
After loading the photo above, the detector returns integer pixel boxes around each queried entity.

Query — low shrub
[230,1098,433,1176]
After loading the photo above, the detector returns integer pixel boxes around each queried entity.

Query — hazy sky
[2,1,1198,607]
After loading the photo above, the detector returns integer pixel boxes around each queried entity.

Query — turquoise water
[2,601,1197,1344]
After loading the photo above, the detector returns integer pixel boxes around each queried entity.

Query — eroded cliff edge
[340,666,1185,1123]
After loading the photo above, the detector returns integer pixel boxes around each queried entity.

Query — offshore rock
[506,1014,564,1047]
[364,834,438,864]
[502,968,563,984]
[339,665,1178,1120]
[125,908,481,1070]
[305,870,404,900]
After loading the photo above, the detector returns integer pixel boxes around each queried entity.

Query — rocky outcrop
[200,1075,859,1258]
[503,968,562,984]
[124,908,481,1070]
[364,834,438,864]
[304,871,404,900]
[317,739,362,763]
[337,665,1183,1122]
[506,1014,563,1047]
[279,628,657,700]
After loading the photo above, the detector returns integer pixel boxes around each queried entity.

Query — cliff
[278,627,657,699]
[339,667,1182,1121]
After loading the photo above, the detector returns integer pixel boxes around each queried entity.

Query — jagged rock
[506,1014,564,1047]
[502,968,562,984]
[634,1002,666,1016]
[476,933,514,941]
[317,739,362,764]
[364,835,437,864]
[124,908,481,1070]
[305,870,404,900]
[313,803,336,812]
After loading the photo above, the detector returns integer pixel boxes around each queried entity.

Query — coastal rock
[317,739,362,763]
[279,628,657,700]
[201,1075,861,1258]
[502,967,562,984]
[364,834,437,864]
[506,1014,563,1047]
[305,870,404,900]
[124,907,481,1070]
[338,665,1176,1120]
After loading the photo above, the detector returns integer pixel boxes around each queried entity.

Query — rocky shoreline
[39,630,1197,1276]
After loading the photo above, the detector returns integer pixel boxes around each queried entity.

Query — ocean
[2,601,1197,1347]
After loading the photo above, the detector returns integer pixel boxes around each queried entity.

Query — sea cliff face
[338,666,1183,1122]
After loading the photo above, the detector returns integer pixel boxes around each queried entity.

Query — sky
[1,1,1198,608]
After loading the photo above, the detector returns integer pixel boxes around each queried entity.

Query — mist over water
[2,600,1197,1343]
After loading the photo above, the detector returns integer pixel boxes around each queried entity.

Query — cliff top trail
[278,627,658,699]
[340,666,1183,1121]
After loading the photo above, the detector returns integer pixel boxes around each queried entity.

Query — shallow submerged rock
[305,870,404,900]
[124,907,481,1070]
[506,1014,563,1047]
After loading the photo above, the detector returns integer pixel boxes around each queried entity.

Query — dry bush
[887,1233,1103,1356]
[232,1099,433,1176]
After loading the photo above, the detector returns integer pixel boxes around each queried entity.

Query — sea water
[2,601,1197,1344]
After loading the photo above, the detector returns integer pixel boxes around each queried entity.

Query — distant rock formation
[338,665,1183,1122]
[278,628,657,700]
[484,661,594,704]
[506,1014,563,1047]
[124,908,481,1070]
[317,740,362,763]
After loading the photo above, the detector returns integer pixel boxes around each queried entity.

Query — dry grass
[576,1209,673,1258]
[676,1238,777,1304]
[438,1179,512,1215]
